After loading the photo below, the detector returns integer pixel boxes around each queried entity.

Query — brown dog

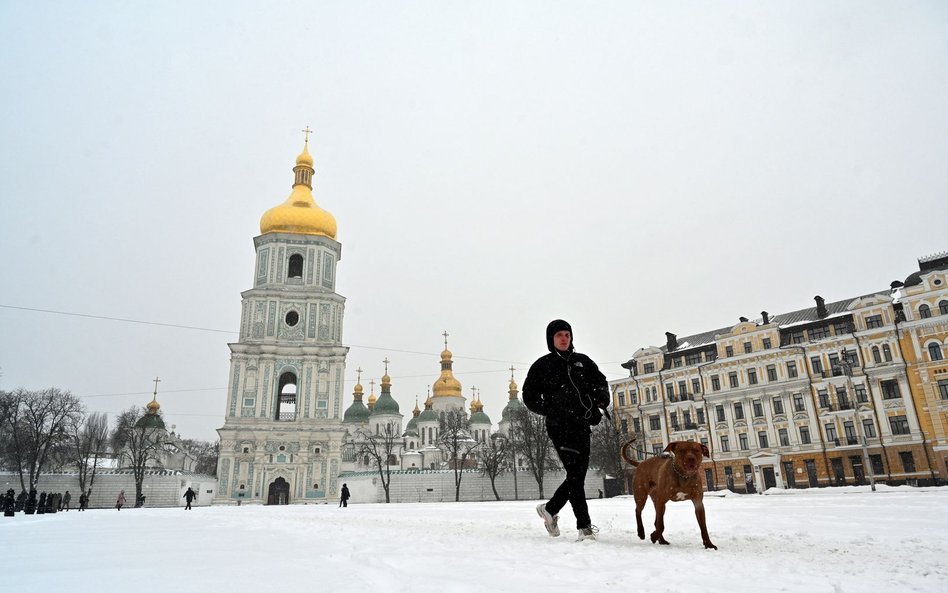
[621,439,717,550]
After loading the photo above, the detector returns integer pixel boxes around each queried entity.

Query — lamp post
[835,352,876,492]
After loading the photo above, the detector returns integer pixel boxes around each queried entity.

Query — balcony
[846,437,859,445]
[277,411,297,421]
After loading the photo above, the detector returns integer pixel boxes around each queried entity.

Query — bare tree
[71,411,110,497]
[511,407,558,499]
[480,434,510,501]
[437,408,479,502]
[181,438,220,475]
[111,407,168,504]
[3,388,84,491]
[355,421,403,503]
[589,413,626,480]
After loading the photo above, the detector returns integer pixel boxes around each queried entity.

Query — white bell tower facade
[216,135,349,505]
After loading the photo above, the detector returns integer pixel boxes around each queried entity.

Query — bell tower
[215,132,349,505]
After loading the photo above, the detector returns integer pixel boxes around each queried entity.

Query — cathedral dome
[343,400,370,424]
[501,397,524,421]
[432,349,463,398]
[417,397,438,423]
[372,392,400,415]
[136,397,165,429]
[259,142,337,238]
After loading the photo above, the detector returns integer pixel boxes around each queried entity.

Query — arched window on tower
[883,344,893,362]
[940,300,948,315]
[919,304,932,319]
[275,371,298,421]
[287,254,304,279]
[871,346,882,364]
[928,342,944,361]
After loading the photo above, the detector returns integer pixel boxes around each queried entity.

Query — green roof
[470,410,492,425]
[417,408,438,423]
[135,413,165,430]
[371,392,400,415]
[343,400,370,423]
[501,398,524,420]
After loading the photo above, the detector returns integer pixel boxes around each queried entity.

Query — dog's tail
[620,438,639,466]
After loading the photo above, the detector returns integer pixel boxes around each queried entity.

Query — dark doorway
[762,466,776,490]
[705,468,714,492]
[267,477,290,505]
[783,461,796,488]
[805,459,819,487]
[743,464,755,493]
[851,456,866,485]
[831,458,846,486]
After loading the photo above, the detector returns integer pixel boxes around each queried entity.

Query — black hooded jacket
[522,320,610,433]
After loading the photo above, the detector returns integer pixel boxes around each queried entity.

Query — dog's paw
[704,541,718,550]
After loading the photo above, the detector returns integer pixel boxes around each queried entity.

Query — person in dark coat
[62,491,71,511]
[183,487,197,510]
[78,491,87,511]
[339,483,350,508]
[523,319,610,541]
[115,490,126,511]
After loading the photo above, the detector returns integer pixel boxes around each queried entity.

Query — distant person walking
[183,487,197,510]
[339,483,350,508]
[78,491,87,511]
[524,319,610,542]
[115,490,126,511]
[62,491,71,511]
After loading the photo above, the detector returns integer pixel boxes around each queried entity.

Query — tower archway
[267,477,290,505]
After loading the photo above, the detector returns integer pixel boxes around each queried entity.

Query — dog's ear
[663,442,677,454]
[701,443,710,458]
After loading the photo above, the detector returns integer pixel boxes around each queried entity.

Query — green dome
[402,416,419,437]
[501,398,524,420]
[343,400,370,423]
[372,391,400,415]
[470,410,491,425]
[418,408,438,423]
[135,413,165,430]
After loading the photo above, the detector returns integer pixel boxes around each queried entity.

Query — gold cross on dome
[152,376,161,396]
[509,365,516,378]
[442,330,449,349]
[383,358,390,374]
[301,126,313,143]
[356,367,363,383]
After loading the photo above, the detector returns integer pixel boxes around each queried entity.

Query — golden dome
[367,393,377,405]
[146,397,160,413]
[259,141,337,238]
[432,347,463,398]
[296,142,313,167]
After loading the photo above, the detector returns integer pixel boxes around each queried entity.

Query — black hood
[546,319,574,353]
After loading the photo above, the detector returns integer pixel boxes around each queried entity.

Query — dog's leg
[634,487,647,540]
[649,498,670,545]
[693,499,717,550]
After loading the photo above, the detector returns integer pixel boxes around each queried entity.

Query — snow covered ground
[3,485,946,593]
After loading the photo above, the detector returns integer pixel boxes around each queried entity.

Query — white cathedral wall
[0,471,217,509]
[338,469,606,504]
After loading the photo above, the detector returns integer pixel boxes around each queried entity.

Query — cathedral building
[215,139,350,505]
[215,139,524,504]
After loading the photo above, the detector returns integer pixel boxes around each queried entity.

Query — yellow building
[610,254,948,491]
[894,252,948,480]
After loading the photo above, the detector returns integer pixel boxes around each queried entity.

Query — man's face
[553,330,572,352]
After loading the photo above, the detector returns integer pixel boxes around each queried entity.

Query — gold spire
[381,357,391,387]
[259,133,337,238]
[367,379,377,410]
[413,397,421,417]
[433,332,463,398]
[147,376,161,414]
[508,366,519,399]
[353,367,364,401]
[469,386,478,412]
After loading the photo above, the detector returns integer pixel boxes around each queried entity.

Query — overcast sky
[2,1,946,441]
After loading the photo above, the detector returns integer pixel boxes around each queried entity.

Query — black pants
[185,500,192,510]
[545,427,591,530]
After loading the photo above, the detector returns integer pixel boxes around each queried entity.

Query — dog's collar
[672,461,698,480]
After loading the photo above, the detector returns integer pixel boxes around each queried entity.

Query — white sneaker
[576,525,599,541]
[536,503,560,537]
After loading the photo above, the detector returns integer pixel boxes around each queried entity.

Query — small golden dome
[296,142,313,167]
[259,142,337,238]
[147,398,160,413]
[353,382,363,397]
[441,349,452,361]
[367,393,377,405]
